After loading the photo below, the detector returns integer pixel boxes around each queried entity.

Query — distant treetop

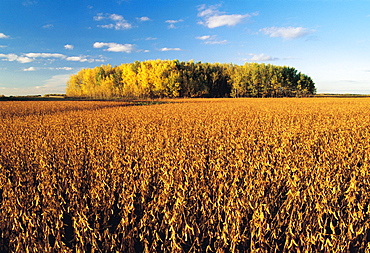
[66,60,316,99]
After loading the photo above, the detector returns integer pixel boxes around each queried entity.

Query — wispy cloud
[0,33,10,39]
[197,4,257,28]
[55,67,73,70]
[25,53,65,58]
[197,3,222,17]
[22,0,38,6]
[42,24,54,29]
[0,52,103,63]
[94,13,132,30]
[93,13,104,21]
[0,53,33,63]
[93,42,136,53]
[165,19,184,29]
[203,14,252,28]
[159,47,182,51]
[0,74,69,96]
[165,19,184,24]
[23,66,73,71]
[260,26,315,39]
[65,56,87,62]
[247,53,279,61]
[23,67,36,71]
[196,35,212,40]
[205,40,227,45]
[64,44,74,50]
[35,74,70,93]
[65,55,102,63]
[196,35,227,44]
[28,53,104,62]
[133,37,157,41]
[137,16,150,22]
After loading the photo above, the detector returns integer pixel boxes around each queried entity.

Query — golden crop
[0,98,370,252]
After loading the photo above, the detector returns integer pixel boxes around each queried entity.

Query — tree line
[66,60,316,99]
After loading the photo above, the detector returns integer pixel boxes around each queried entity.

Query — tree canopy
[66,60,316,99]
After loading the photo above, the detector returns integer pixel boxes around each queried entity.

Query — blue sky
[1,0,370,95]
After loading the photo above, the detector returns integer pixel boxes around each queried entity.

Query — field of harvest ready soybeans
[1,98,370,252]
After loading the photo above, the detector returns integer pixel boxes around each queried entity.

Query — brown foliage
[1,98,370,252]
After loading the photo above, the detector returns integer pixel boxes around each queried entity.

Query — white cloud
[47,67,74,70]
[260,26,315,39]
[94,13,132,30]
[196,35,227,44]
[17,56,34,63]
[196,35,212,40]
[42,24,54,29]
[110,13,124,21]
[3,54,20,61]
[23,67,73,71]
[197,4,256,28]
[0,52,102,64]
[248,53,279,61]
[99,22,132,30]
[0,53,33,63]
[93,42,136,53]
[94,13,104,21]
[165,19,184,29]
[64,44,74,50]
[159,47,182,51]
[204,40,227,45]
[65,56,89,62]
[23,67,36,71]
[207,14,252,28]
[25,53,100,63]
[137,16,150,22]
[99,24,114,29]
[197,4,222,17]
[0,33,9,39]
[0,45,7,48]
[71,55,105,63]
[25,53,66,58]
[56,67,73,70]
[165,19,184,24]
[105,22,131,30]
[133,37,157,41]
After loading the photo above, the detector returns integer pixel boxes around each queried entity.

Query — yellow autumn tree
[119,63,140,98]
[136,59,181,98]
[66,71,85,97]
[136,61,154,98]
[66,60,316,98]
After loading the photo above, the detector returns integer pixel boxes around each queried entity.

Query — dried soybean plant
[0,98,370,252]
